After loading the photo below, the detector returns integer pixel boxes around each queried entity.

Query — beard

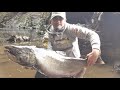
[54,25,65,32]
[56,25,63,29]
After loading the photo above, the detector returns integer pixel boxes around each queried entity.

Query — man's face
[50,16,66,30]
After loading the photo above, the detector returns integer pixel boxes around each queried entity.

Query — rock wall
[67,12,120,64]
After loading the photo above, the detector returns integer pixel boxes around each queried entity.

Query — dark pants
[35,71,48,78]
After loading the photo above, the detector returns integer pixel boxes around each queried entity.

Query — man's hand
[86,49,101,66]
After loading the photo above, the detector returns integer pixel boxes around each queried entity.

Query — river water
[0,45,120,78]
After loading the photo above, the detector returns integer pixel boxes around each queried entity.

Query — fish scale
[4,45,87,78]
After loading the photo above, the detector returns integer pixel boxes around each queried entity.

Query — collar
[46,23,67,35]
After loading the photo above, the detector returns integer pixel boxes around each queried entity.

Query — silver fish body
[5,45,87,78]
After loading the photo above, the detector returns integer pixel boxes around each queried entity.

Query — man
[35,12,105,78]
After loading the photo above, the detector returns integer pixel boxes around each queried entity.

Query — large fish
[4,45,87,78]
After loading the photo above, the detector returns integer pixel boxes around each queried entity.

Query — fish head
[4,45,37,67]
[5,46,21,56]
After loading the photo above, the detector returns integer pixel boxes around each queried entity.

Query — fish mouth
[4,45,13,49]
[4,46,35,67]
[4,46,16,57]
[4,48,18,63]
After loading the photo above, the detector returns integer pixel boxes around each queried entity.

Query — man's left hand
[86,49,101,66]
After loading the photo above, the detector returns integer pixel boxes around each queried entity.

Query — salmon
[4,45,87,78]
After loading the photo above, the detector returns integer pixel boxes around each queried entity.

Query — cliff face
[99,12,120,64]
[67,12,120,64]
[66,12,94,24]
[0,12,50,28]
[0,12,51,43]
[0,12,18,27]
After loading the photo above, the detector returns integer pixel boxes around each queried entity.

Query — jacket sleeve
[67,24,101,51]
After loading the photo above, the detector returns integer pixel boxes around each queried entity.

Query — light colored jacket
[46,22,101,58]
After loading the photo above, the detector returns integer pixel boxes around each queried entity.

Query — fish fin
[65,57,87,61]
[74,67,87,78]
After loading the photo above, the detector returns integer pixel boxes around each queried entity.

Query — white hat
[50,12,66,20]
